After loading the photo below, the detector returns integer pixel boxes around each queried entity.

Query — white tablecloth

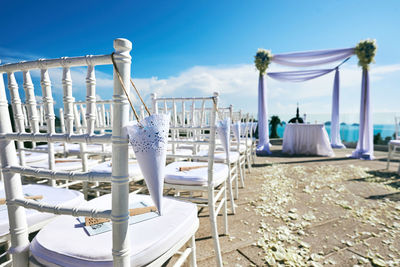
[282,124,334,157]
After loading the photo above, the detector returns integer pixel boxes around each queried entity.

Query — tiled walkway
[194,147,400,266]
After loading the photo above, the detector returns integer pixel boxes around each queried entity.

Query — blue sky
[1,0,400,123]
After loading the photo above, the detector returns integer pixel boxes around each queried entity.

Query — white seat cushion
[36,143,66,153]
[164,161,229,186]
[197,150,239,163]
[0,184,84,237]
[30,194,198,267]
[28,158,99,171]
[90,160,143,181]
[167,143,194,150]
[245,139,253,146]
[19,152,48,163]
[66,144,111,154]
[230,144,246,153]
[389,140,400,146]
[167,148,193,156]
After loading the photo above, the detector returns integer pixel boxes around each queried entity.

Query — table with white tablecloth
[282,124,335,156]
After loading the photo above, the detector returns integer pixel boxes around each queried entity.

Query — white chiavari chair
[195,105,242,206]
[71,99,146,197]
[152,93,228,267]
[0,38,198,266]
[248,115,257,164]
[151,94,198,159]
[0,63,85,266]
[231,111,247,187]
[8,63,101,191]
[387,116,400,172]
[0,181,84,265]
[240,113,253,172]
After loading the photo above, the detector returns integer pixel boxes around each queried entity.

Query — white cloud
[0,47,42,64]
[2,46,399,123]
[123,63,400,119]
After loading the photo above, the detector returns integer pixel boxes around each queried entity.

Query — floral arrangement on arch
[254,48,272,75]
[355,39,377,69]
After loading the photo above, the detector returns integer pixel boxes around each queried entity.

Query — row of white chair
[0,38,199,266]
[0,38,258,266]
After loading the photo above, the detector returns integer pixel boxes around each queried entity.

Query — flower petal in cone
[217,118,231,158]
[126,114,170,215]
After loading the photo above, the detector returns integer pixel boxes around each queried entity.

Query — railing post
[111,38,132,266]
[0,73,30,266]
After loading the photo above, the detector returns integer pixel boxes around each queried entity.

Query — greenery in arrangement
[269,115,282,138]
[355,39,377,69]
[254,48,272,75]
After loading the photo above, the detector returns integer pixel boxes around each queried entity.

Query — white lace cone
[217,118,231,156]
[126,114,170,215]
[233,122,241,143]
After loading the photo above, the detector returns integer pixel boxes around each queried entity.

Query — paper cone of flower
[126,114,170,215]
[232,122,241,143]
[217,118,231,157]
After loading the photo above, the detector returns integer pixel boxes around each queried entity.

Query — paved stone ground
[2,146,399,266]
[193,146,400,266]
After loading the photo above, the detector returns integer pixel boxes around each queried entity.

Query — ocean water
[275,124,396,143]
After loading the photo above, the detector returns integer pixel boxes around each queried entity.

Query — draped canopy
[256,43,375,160]
[271,47,355,67]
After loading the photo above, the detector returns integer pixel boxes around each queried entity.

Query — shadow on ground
[367,191,400,202]
[349,169,400,200]
[253,151,354,167]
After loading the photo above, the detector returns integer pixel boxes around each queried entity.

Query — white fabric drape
[257,46,375,158]
[351,68,374,160]
[330,68,346,148]
[256,74,272,155]
[271,48,355,67]
[267,67,345,149]
[267,69,334,82]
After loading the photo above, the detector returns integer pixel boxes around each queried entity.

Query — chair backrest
[0,38,132,266]
[152,93,219,184]
[73,99,114,132]
[395,116,400,140]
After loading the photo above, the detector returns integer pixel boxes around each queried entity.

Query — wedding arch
[254,40,377,160]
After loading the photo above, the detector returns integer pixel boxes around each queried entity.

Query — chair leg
[223,181,228,235]
[245,149,251,173]
[227,165,236,214]
[94,182,100,197]
[189,235,197,267]
[235,161,239,200]
[387,144,392,170]
[252,144,256,164]
[239,157,245,188]
[83,182,89,200]
[208,191,223,267]
[250,143,255,164]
